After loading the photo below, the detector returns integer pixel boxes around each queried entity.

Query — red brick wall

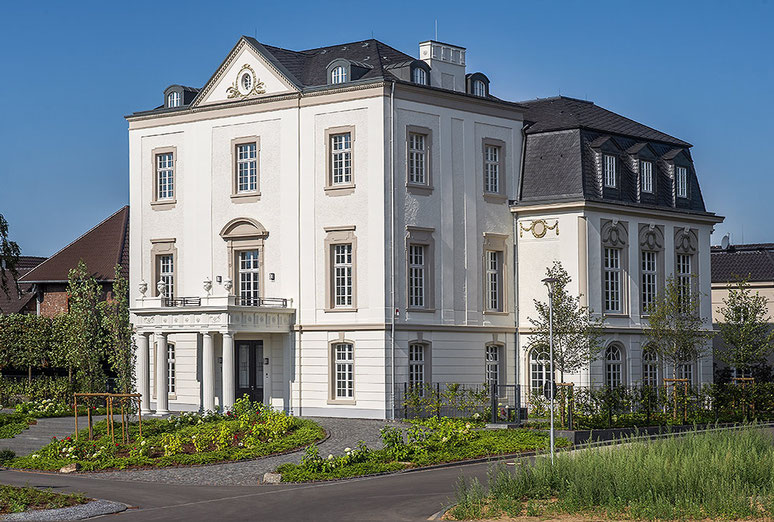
[39,284,69,318]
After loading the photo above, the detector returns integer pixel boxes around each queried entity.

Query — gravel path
[0,500,127,521]
[0,416,107,457]
[82,417,400,486]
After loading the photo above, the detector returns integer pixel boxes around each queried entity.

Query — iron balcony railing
[161,296,290,308]
[163,297,201,307]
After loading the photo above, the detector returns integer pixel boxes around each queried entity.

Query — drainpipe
[513,124,529,390]
[389,81,396,420]
[295,93,302,416]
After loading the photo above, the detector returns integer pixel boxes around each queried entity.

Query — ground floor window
[408,343,425,391]
[677,362,694,384]
[530,349,549,393]
[605,344,623,388]
[167,343,176,394]
[642,350,658,386]
[485,344,501,389]
[334,343,354,399]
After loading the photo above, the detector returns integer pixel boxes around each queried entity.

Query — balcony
[135,295,293,309]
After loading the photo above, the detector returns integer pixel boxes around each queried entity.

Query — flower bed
[276,417,569,482]
[10,397,325,471]
[13,398,108,418]
[0,485,88,515]
[0,413,35,439]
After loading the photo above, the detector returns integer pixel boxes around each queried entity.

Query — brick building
[0,256,47,314]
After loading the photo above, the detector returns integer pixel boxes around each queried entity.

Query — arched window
[677,362,694,384]
[642,349,658,386]
[167,91,181,108]
[412,67,427,85]
[331,65,347,84]
[473,79,486,97]
[605,344,623,387]
[530,349,550,393]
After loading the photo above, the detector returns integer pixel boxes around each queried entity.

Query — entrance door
[235,340,264,403]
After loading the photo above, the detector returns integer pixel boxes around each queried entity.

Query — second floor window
[159,254,174,298]
[408,244,426,308]
[484,145,501,193]
[409,343,425,389]
[603,247,621,313]
[408,133,427,185]
[641,160,653,193]
[238,250,260,305]
[641,251,657,313]
[676,166,688,198]
[331,133,352,185]
[485,250,502,311]
[604,154,616,188]
[237,143,258,193]
[333,243,353,307]
[156,153,174,200]
[676,253,692,307]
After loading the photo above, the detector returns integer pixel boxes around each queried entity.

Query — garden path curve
[0,413,107,457]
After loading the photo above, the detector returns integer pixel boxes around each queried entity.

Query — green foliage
[401,383,492,420]
[10,398,325,471]
[527,261,605,380]
[716,278,774,372]
[646,275,713,375]
[0,413,33,439]
[0,449,16,464]
[100,265,135,393]
[67,260,106,392]
[0,376,74,407]
[0,314,51,381]
[449,427,774,520]
[0,213,21,306]
[0,484,88,514]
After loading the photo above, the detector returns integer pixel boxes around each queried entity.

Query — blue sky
[1,0,771,256]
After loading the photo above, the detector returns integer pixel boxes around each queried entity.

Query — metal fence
[394,383,523,423]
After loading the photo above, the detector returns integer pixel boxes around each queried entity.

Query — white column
[222,332,235,411]
[202,332,215,412]
[137,332,151,414]
[155,331,169,415]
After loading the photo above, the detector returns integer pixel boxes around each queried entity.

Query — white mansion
[128,36,722,418]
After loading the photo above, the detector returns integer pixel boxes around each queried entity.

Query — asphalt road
[0,459,498,521]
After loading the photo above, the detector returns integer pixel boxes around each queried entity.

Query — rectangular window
[333,244,353,308]
[604,154,616,188]
[604,247,621,313]
[238,250,260,305]
[236,143,258,193]
[641,161,653,193]
[159,254,174,298]
[408,133,427,185]
[408,343,425,390]
[485,345,500,389]
[167,343,176,394]
[331,133,352,185]
[677,363,693,384]
[484,145,501,193]
[676,253,692,308]
[334,343,354,399]
[156,153,174,200]
[676,166,688,198]
[408,244,426,308]
[641,251,657,313]
[485,250,502,311]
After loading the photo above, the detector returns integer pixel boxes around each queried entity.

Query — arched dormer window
[466,72,490,97]
[411,62,430,85]
[473,80,486,96]
[605,343,624,387]
[331,65,347,84]
[167,91,180,108]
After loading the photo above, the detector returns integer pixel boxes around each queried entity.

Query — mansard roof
[711,243,774,284]
[517,96,711,215]
[20,206,129,284]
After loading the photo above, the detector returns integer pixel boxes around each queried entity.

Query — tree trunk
[28,365,32,385]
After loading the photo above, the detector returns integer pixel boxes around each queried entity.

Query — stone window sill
[407,184,433,196]
[327,399,356,405]
[483,310,509,316]
[151,200,177,210]
[324,184,356,196]
[407,307,435,313]
[231,192,261,203]
[324,307,358,313]
[483,193,508,204]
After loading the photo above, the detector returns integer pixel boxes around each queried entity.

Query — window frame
[330,65,347,84]
[675,165,689,198]
[605,344,624,388]
[167,342,176,394]
[408,342,430,390]
[324,226,357,312]
[328,340,356,404]
[641,250,658,314]
[405,226,435,312]
[482,138,506,201]
[530,348,550,394]
[642,349,658,386]
[603,247,622,314]
[324,126,356,195]
[150,239,177,299]
[151,146,177,209]
[167,91,181,108]
[483,233,508,314]
[237,249,261,306]
[406,125,433,193]
[485,343,503,390]
[472,79,486,97]
[231,136,261,201]
[640,160,654,194]
[601,220,629,316]
[638,224,665,317]
[411,66,428,85]
[603,154,617,188]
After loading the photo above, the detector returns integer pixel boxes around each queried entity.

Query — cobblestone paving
[87,417,401,486]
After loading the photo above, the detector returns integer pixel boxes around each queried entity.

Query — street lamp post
[542,276,558,465]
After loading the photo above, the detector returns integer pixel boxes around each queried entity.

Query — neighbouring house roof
[0,256,47,314]
[20,206,129,284]
[711,243,774,284]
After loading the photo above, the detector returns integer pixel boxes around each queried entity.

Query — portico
[132,294,294,415]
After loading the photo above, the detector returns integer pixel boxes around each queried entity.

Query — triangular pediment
[193,38,299,107]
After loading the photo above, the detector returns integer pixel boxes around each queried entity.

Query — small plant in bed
[276,417,568,482]
[449,425,774,520]
[10,396,324,471]
[14,398,108,418]
[0,484,88,514]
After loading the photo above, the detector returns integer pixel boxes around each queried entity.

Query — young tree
[645,275,713,377]
[0,213,21,306]
[67,260,106,392]
[716,278,774,374]
[527,261,605,382]
[101,265,135,393]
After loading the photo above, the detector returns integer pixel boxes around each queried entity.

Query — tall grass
[452,426,774,520]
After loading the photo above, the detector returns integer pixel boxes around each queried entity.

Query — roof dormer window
[466,73,490,97]
[167,91,181,108]
[473,80,486,97]
[331,65,347,84]
[412,67,427,85]
[676,166,688,198]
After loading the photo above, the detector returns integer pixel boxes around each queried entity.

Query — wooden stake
[74,396,78,442]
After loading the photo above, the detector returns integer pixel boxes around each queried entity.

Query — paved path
[0,416,107,457]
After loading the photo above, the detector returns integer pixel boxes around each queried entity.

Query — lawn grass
[0,413,34,439]
[450,426,774,520]
[0,484,88,514]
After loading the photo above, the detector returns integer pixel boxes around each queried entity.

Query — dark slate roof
[0,256,46,314]
[519,96,691,147]
[247,37,415,89]
[21,207,129,284]
[711,243,774,283]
